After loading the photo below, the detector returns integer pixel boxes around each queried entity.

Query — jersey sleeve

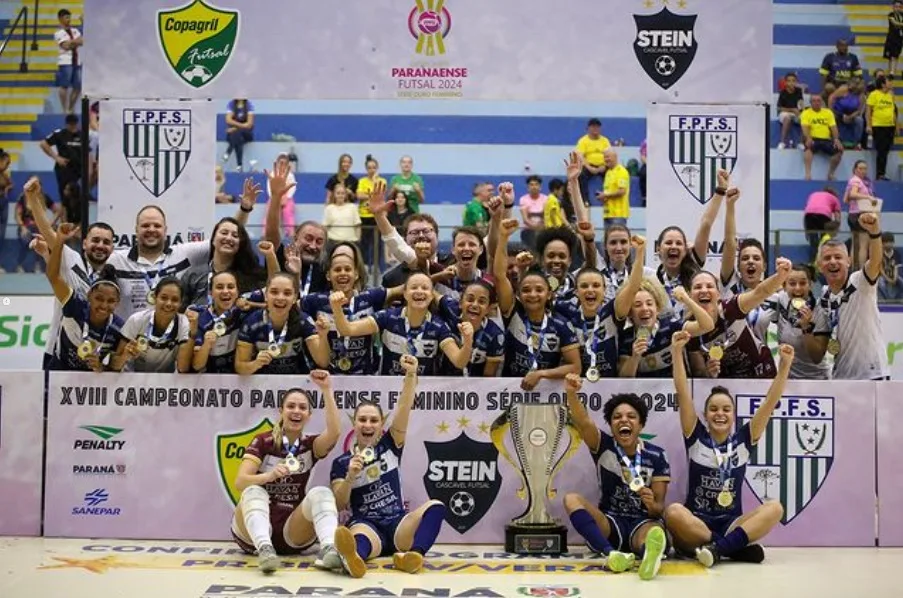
[487,321,506,358]
[243,433,267,465]
[684,418,706,445]
[434,317,454,343]
[590,428,609,462]
[722,296,745,323]
[811,303,832,336]
[120,312,144,341]
[652,448,671,481]
[300,312,318,339]
[365,286,388,310]
[556,317,579,349]
[330,454,349,482]
[238,310,260,343]
[373,309,390,333]
[61,292,87,319]
[737,421,754,449]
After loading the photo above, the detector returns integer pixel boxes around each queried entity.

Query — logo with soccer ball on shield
[157,0,240,89]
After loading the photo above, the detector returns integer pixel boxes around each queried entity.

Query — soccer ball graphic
[449,491,475,517]
[181,64,213,84]
[655,55,676,76]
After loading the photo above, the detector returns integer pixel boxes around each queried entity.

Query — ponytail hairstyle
[272,388,314,451]
[88,264,121,297]
[602,223,633,268]
[353,399,385,421]
[703,385,735,412]
[153,276,183,303]
[518,266,554,310]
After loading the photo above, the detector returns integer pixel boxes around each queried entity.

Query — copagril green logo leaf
[157,0,239,89]
[79,425,123,440]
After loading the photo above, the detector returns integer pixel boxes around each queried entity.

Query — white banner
[646,103,768,273]
[98,100,215,246]
[83,0,772,102]
[0,371,45,536]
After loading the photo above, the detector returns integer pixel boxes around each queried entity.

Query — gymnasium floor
[1,538,898,598]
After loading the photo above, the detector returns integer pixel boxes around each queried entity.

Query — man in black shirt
[777,72,804,149]
[40,113,82,203]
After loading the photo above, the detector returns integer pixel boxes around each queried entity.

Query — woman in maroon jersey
[231,370,345,575]
[686,259,792,379]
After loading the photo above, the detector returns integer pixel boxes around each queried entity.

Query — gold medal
[361,447,376,464]
[213,320,227,337]
[136,336,149,352]
[366,464,381,480]
[791,298,806,310]
[529,333,540,351]
[547,276,560,292]
[827,338,841,356]
[267,343,282,358]
[717,490,733,508]
[629,476,645,493]
[77,340,95,360]
[636,326,651,341]
[285,454,301,473]
[586,367,600,382]
[709,345,724,360]
[146,290,156,305]
[338,356,352,372]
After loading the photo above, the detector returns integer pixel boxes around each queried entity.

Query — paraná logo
[157,0,239,89]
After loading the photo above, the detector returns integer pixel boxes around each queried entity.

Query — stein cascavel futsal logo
[217,418,274,505]
[409,0,452,56]
[157,0,239,88]
[633,7,698,90]
[668,115,738,204]
[737,394,835,525]
[122,109,192,198]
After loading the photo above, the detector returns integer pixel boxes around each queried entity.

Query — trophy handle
[546,417,584,500]
[490,412,529,501]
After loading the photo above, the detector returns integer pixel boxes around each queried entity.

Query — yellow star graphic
[39,556,122,574]
[457,416,471,429]
[478,421,490,434]
[436,421,450,433]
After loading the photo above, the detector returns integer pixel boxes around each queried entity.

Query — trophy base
[505,523,569,555]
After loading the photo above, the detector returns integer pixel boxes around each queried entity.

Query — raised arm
[263,161,296,245]
[389,355,419,447]
[737,257,791,315]
[750,345,794,442]
[564,374,601,453]
[46,222,78,304]
[311,371,342,458]
[258,241,281,278]
[613,235,646,319]
[24,178,58,246]
[330,292,380,337]
[720,188,740,286]
[670,330,697,438]
[493,218,519,316]
[440,322,474,369]
[235,178,261,227]
[370,181,416,266]
[860,213,885,282]
[692,178,726,264]
[673,286,715,337]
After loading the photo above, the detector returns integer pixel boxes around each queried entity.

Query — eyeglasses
[407,228,435,240]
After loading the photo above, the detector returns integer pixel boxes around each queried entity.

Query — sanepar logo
[0,315,49,348]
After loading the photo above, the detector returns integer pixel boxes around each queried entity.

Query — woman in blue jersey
[302,243,403,375]
[436,279,505,376]
[45,223,125,371]
[234,272,329,376]
[187,270,249,373]
[598,225,656,303]
[494,218,581,389]
[555,235,647,380]
[618,278,713,378]
[330,271,472,376]
[330,355,446,578]
[665,330,790,567]
[563,374,671,581]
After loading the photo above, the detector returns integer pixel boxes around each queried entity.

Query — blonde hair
[637,277,670,312]
[271,389,312,451]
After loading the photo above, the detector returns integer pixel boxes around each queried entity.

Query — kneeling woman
[666,331,791,566]
[330,355,446,578]
[231,370,344,575]
[563,375,670,581]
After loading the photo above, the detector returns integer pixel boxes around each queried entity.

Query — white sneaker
[313,544,343,571]
[257,544,279,574]
[777,142,786,150]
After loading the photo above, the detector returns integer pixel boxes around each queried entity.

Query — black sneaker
[695,542,721,568]
[729,543,765,563]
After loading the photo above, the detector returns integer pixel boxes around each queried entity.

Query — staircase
[0,0,84,167]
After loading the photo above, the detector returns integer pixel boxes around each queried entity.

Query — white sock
[302,486,338,546]
[240,485,273,551]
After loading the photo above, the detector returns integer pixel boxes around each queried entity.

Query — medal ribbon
[301,264,313,297]
[615,443,643,486]
[712,436,734,488]
[267,311,289,353]
[463,321,486,378]
[604,265,626,293]
[404,311,427,356]
[144,261,166,300]
[144,315,176,346]
[208,305,228,333]
[523,314,548,371]
[342,296,357,352]
[81,307,113,356]
[282,435,300,457]
[828,296,840,342]
[452,268,481,293]
[582,314,602,370]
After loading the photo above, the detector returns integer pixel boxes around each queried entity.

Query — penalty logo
[737,395,835,524]
[122,109,193,198]
[157,0,239,89]
[633,7,698,90]
[216,418,274,505]
[668,115,738,204]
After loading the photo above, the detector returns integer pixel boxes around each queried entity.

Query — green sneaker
[638,526,667,581]
[606,550,635,573]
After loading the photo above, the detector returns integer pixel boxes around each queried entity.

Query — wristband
[240,205,252,213]
[869,231,883,239]
[714,186,727,196]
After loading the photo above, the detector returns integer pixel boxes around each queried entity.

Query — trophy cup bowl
[490,402,581,555]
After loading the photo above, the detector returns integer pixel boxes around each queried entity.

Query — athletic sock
[411,503,446,554]
[354,533,372,559]
[569,509,612,555]
[303,487,339,545]
[714,526,749,556]
[240,487,273,551]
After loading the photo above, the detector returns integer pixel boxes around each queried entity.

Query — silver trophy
[490,402,581,555]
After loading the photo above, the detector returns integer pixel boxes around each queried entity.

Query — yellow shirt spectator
[544,193,565,228]
[801,108,836,140]
[576,134,611,167]
[356,176,386,219]
[867,89,896,128]
[602,164,630,220]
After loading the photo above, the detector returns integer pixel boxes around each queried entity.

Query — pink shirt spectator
[268,171,297,238]
[519,193,547,228]
[844,175,873,215]
[640,139,647,160]
[804,190,841,218]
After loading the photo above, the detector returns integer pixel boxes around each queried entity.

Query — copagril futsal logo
[408,0,452,56]
[157,0,239,89]
[216,418,274,505]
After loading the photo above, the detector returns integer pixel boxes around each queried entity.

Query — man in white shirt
[54,9,83,114]
[810,212,888,380]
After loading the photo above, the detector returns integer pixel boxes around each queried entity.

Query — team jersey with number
[331,434,407,525]
[687,296,777,379]
[436,296,505,377]
[502,300,578,377]
[618,315,684,377]
[591,431,670,518]
[244,432,320,515]
[555,298,623,378]
[684,420,752,520]
[302,288,387,375]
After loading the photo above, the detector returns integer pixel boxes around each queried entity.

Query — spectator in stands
[40,114,82,202]
[266,153,296,238]
[357,154,387,267]
[801,95,844,181]
[15,188,59,273]
[519,175,547,249]
[865,75,898,180]
[575,118,610,202]
[819,39,863,90]
[61,181,86,227]
[884,1,903,77]
[803,186,842,262]
[323,183,361,245]
[828,77,866,149]
[544,179,566,229]
[598,149,631,229]
[844,160,880,269]
[462,182,492,236]
[777,73,804,149]
[54,9,82,114]
[638,140,647,206]
[223,99,254,172]
[878,232,903,301]
[389,155,425,213]
[0,148,10,272]
[215,166,236,204]
[387,189,411,233]
[325,153,359,204]
[88,101,99,188]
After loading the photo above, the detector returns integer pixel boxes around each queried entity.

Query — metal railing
[30,0,39,51]
[0,5,29,73]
